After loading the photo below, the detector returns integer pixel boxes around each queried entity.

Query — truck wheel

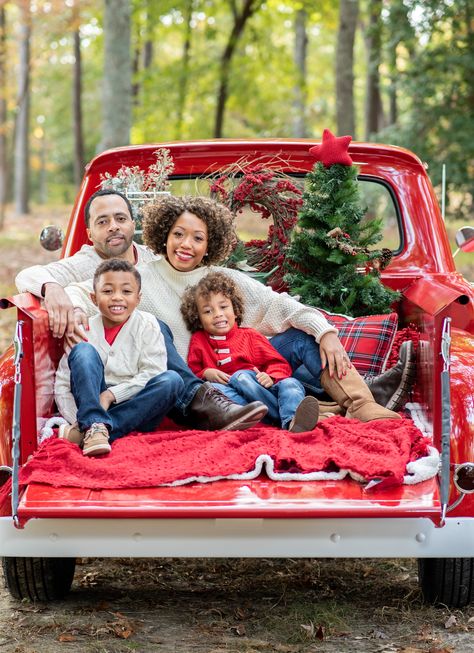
[2,557,76,601]
[418,558,474,607]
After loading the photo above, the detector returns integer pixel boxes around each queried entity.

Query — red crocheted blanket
[0,417,437,513]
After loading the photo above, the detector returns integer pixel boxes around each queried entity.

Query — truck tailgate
[17,476,440,520]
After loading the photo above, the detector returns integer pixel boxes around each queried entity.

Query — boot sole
[289,396,320,432]
[222,404,268,431]
[385,341,416,411]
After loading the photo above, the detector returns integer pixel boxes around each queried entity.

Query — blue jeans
[158,320,202,412]
[68,342,185,442]
[213,370,305,428]
[269,328,325,397]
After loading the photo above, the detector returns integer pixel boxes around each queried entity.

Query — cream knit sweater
[66,257,336,360]
[15,242,156,297]
[55,310,167,424]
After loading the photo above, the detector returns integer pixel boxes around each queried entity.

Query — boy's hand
[64,308,89,348]
[319,331,351,379]
[99,389,115,411]
[253,368,273,388]
[203,368,231,384]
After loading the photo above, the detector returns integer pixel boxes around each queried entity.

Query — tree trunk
[73,27,84,187]
[175,0,193,139]
[388,44,397,125]
[132,42,140,103]
[336,0,358,137]
[0,5,7,228]
[99,0,132,151]
[14,6,30,216]
[293,8,308,137]
[143,0,153,70]
[214,0,261,138]
[364,0,383,139]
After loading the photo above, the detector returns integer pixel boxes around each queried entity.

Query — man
[16,189,268,431]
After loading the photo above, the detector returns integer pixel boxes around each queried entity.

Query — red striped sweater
[187,324,292,381]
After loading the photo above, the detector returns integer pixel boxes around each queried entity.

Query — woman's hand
[253,368,274,388]
[319,331,351,379]
[203,368,231,384]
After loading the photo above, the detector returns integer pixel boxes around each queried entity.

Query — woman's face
[166,211,209,272]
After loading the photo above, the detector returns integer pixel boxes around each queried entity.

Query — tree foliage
[0,0,470,218]
[285,161,399,316]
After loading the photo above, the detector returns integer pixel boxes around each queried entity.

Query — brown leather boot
[320,367,401,421]
[365,341,416,411]
[188,382,268,431]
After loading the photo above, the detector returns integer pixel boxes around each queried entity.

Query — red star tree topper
[309,128,353,167]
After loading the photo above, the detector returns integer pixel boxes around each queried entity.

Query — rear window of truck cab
[133,176,401,254]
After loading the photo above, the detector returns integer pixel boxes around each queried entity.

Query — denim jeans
[213,369,305,428]
[68,342,185,442]
[269,328,325,397]
[158,319,202,412]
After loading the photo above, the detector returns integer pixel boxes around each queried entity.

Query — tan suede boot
[320,367,401,421]
[318,400,343,421]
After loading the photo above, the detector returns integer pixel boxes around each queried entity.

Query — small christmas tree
[285,129,399,317]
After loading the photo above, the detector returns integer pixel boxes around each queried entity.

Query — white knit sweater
[54,310,167,424]
[15,242,156,297]
[66,257,336,360]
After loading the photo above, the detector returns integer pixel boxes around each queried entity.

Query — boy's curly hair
[181,272,245,333]
[142,196,236,265]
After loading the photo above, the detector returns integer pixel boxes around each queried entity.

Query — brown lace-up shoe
[82,422,111,457]
[188,382,268,431]
[58,422,84,446]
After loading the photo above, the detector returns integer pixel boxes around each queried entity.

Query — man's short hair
[93,258,141,291]
[84,189,134,227]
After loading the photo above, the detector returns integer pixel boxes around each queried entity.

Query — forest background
[1,0,473,225]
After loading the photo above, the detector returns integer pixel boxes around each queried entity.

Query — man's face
[87,195,135,259]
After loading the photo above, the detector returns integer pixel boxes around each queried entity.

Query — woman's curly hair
[181,272,245,333]
[142,195,236,265]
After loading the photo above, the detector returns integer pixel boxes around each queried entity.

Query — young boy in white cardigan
[54,259,184,457]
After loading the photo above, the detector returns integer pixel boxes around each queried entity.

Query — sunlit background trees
[0,0,473,222]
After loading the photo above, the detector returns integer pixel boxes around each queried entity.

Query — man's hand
[253,368,273,388]
[99,389,115,411]
[203,368,231,384]
[43,283,77,339]
[319,331,352,379]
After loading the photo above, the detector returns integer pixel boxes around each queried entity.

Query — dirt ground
[1,557,474,653]
[0,207,473,653]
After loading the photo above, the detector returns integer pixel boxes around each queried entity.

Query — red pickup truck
[0,140,473,607]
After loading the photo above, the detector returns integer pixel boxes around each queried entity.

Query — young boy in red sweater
[181,272,319,432]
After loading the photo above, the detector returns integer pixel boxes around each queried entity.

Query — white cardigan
[66,257,336,361]
[54,309,167,424]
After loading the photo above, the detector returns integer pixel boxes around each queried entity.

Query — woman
[137,195,400,422]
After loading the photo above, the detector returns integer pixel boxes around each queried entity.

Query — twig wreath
[209,159,303,291]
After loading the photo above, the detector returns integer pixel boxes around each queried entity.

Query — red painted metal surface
[17,477,440,522]
[0,344,14,468]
